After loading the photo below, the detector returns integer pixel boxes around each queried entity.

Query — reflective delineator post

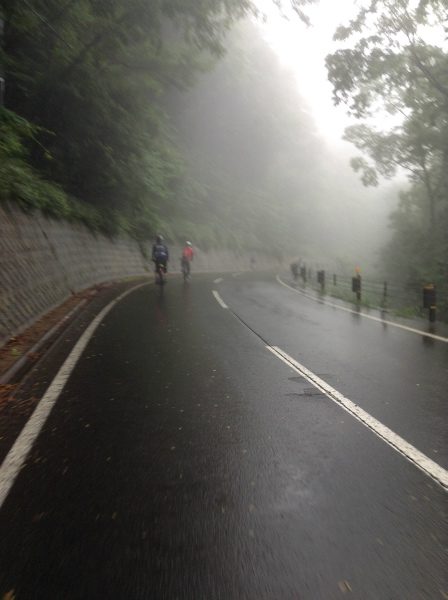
[423,284,436,323]
[352,273,361,302]
[317,270,325,292]
[382,281,388,307]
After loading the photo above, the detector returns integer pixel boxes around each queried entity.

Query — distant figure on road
[181,241,194,279]
[152,235,169,277]
[290,259,300,282]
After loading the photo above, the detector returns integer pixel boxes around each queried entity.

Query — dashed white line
[267,345,448,490]
[276,274,448,344]
[212,290,228,309]
[0,281,150,510]
[214,277,223,284]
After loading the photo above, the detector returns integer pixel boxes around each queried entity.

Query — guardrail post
[423,284,436,323]
[352,274,361,302]
[382,281,388,307]
[317,270,325,292]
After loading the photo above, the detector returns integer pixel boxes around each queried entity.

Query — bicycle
[181,258,190,282]
[155,261,166,285]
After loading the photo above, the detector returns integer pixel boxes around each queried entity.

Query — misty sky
[255,0,446,146]
[250,1,404,268]
[255,0,360,144]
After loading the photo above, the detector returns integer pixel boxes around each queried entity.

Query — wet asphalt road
[0,272,447,599]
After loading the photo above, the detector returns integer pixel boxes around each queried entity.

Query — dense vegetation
[1,0,256,239]
[327,0,448,309]
[0,0,317,248]
[1,0,446,311]
[167,21,396,262]
[1,0,380,259]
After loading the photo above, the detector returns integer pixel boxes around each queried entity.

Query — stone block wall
[0,203,149,345]
[0,203,281,345]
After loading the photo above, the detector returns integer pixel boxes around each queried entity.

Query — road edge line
[266,345,448,490]
[276,275,448,344]
[0,281,150,510]
[212,290,228,309]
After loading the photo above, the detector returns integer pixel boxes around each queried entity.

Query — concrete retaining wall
[0,203,279,345]
[0,203,151,345]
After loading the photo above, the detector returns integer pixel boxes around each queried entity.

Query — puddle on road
[286,389,325,399]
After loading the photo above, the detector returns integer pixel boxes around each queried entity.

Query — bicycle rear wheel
[156,264,165,285]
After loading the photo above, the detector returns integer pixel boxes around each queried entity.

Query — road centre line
[207,285,447,489]
[0,281,150,510]
[276,275,448,344]
[214,277,223,284]
[212,290,228,309]
[267,345,448,490]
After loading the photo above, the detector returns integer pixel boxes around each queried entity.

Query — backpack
[153,243,168,260]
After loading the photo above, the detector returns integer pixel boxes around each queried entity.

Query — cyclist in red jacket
[181,241,194,279]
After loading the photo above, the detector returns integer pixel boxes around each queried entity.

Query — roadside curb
[0,280,151,508]
[0,299,88,386]
[0,277,148,389]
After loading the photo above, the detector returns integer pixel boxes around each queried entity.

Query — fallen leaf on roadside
[0,384,17,406]
[338,580,352,593]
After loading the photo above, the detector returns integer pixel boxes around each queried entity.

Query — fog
[166,19,398,274]
[4,0,443,293]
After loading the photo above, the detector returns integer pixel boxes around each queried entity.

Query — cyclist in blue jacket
[152,235,169,274]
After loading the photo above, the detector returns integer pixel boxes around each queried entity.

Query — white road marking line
[276,274,448,344]
[0,281,150,510]
[212,290,228,309]
[214,277,223,284]
[267,345,448,490]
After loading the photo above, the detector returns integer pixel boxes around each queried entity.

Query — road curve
[0,272,446,599]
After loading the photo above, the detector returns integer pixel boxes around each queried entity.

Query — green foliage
[2,0,320,252]
[382,184,448,317]
[0,107,128,234]
[2,0,260,236]
[326,0,448,317]
[0,107,69,211]
[326,0,448,225]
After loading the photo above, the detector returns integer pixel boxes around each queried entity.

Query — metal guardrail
[290,267,448,322]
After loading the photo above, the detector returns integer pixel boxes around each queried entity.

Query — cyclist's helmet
[156,235,163,244]
[186,241,192,246]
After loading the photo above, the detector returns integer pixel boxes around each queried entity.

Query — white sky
[254,0,360,143]
[254,0,446,145]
